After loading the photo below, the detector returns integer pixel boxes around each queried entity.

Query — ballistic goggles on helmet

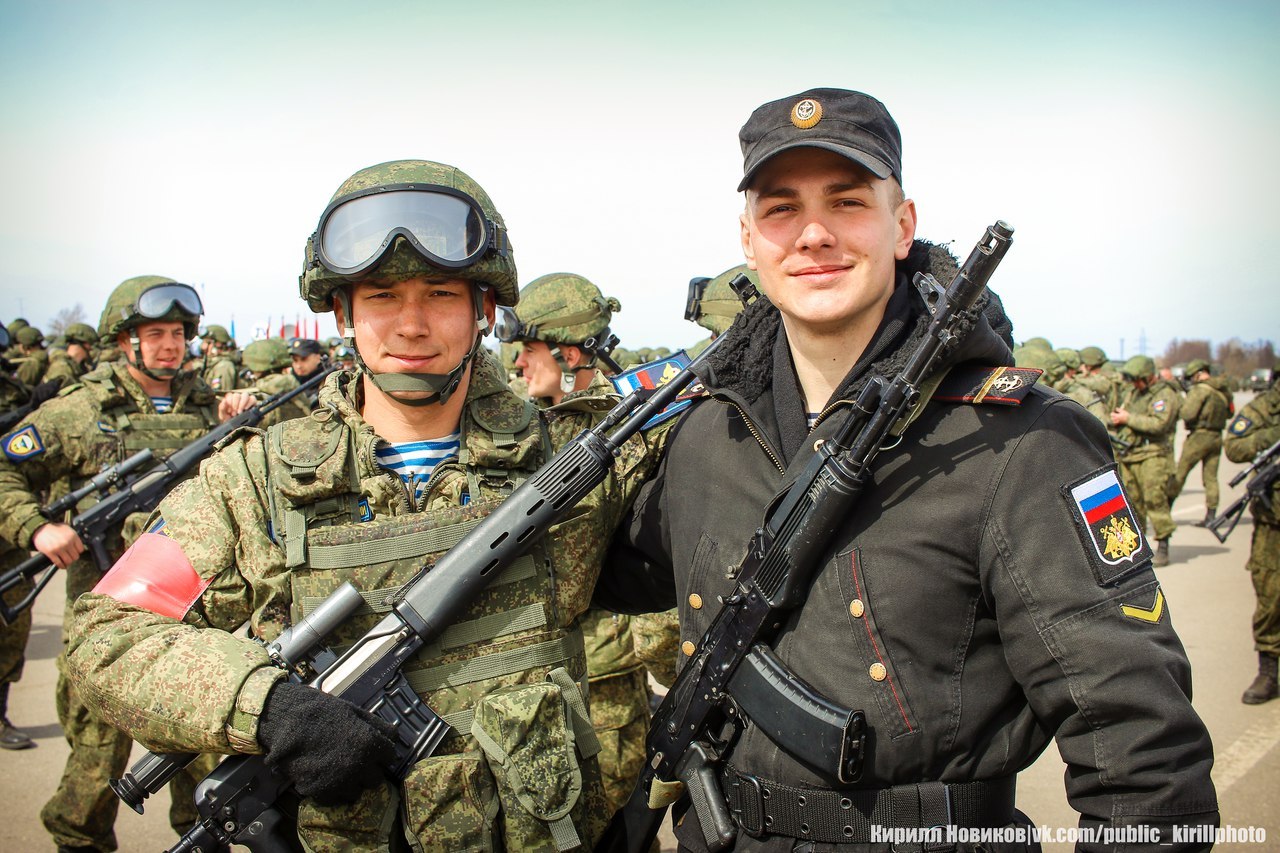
[313,184,510,277]
[494,305,613,345]
[135,283,204,321]
[684,276,712,323]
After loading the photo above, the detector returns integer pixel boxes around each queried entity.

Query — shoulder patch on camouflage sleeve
[3,424,45,461]
[933,365,1041,406]
[609,350,707,430]
[1062,464,1153,585]
[1228,414,1253,436]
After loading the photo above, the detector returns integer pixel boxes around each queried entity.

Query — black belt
[720,765,1016,845]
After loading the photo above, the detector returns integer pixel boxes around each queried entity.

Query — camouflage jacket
[1224,383,1280,526]
[42,351,86,389]
[1179,377,1232,433]
[66,349,667,849]
[0,360,217,551]
[202,355,240,392]
[15,349,48,387]
[1115,379,1180,461]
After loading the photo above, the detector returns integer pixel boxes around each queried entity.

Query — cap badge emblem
[790,98,822,129]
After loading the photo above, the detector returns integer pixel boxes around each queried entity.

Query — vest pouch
[471,668,604,851]
[296,781,399,853]
[400,750,499,852]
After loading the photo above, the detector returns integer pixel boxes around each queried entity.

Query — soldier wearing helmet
[1170,359,1233,527]
[237,339,311,428]
[199,324,240,392]
[43,323,100,390]
[0,276,244,851]
[14,326,49,387]
[1111,355,1182,566]
[497,272,621,403]
[67,160,670,850]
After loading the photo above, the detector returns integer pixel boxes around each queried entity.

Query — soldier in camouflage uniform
[1111,355,1180,567]
[1224,365,1280,704]
[1052,347,1110,422]
[15,326,50,387]
[496,272,657,814]
[43,323,100,390]
[238,338,311,428]
[199,324,240,391]
[67,161,668,851]
[1077,345,1118,414]
[3,318,28,361]
[1171,359,1233,526]
[0,277,236,852]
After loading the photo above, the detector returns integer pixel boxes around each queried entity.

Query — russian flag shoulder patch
[1063,464,1153,585]
[610,350,706,430]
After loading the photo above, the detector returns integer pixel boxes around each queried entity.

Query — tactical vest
[82,364,218,454]
[1189,381,1232,432]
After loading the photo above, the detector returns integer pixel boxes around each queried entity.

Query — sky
[1,0,1276,360]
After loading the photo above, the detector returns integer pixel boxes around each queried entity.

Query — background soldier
[238,338,311,427]
[1172,358,1233,526]
[288,337,328,387]
[66,161,668,850]
[43,323,100,390]
[1224,364,1280,704]
[14,326,50,387]
[199,324,239,391]
[1112,354,1181,567]
[0,277,235,852]
[1078,345,1118,413]
[684,264,756,358]
[498,272,659,814]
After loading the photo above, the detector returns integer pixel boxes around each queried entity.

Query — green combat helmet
[1022,336,1054,351]
[98,275,204,380]
[1079,346,1108,369]
[299,159,518,406]
[15,326,45,347]
[1055,348,1081,372]
[496,272,622,392]
[202,324,234,347]
[1185,358,1211,377]
[1014,345,1065,386]
[687,264,758,336]
[243,338,292,374]
[63,323,100,347]
[7,318,28,333]
[1121,355,1156,380]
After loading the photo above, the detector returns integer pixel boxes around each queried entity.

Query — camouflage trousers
[1120,454,1177,541]
[589,668,652,814]
[41,557,218,851]
[1248,522,1280,656]
[630,609,681,690]
[1173,429,1222,512]
[0,549,33,686]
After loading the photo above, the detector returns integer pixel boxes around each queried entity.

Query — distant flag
[229,316,236,342]
[314,317,320,339]
[279,317,285,339]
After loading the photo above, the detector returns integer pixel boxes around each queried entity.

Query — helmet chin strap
[338,286,490,408]
[129,331,179,381]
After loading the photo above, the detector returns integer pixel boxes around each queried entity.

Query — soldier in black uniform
[601,88,1217,851]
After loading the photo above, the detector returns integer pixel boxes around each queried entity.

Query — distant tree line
[1159,338,1275,378]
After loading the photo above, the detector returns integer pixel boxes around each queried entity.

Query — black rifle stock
[1206,436,1280,543]
[0,367,335,625]
[122,336,726,853]
[596,221,1015,853]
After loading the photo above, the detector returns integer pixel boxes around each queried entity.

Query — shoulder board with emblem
[609,350,707,430]
[933,365,1041,406]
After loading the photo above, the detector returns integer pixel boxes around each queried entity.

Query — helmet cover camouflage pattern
[1185,358,1211,376]
[98,275,201,339]
[15,326,44,346]
[1054,347,1081,371]
[203,324,234,345]
[1122,355,1156,380]
[694,264,757,335]
[63,323,100,345]
[243,338,292,373]
[1078,346,1108,368]
[513,273,618,345]
[300,160,518,312]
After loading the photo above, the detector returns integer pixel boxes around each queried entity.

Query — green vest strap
[405,630,584,693]
[306,515,484,569]
[298,557,539,619]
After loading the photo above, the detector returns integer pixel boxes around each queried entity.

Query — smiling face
[334,276,494,404]
[741,147,916,337]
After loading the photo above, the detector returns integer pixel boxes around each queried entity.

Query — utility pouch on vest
[266,416,354,567]
[471,667,601,851]
[400,750,500,852]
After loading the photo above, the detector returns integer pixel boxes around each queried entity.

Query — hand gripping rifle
[113,322,741,853]
[0,367,336,625]
[595,221,1015,853]
[1206,436,1280,543]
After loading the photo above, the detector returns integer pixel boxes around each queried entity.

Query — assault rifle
[112,286,752,853]
[0,367,335,625]
[1206,436,1280,543]
[596,221,1015,853]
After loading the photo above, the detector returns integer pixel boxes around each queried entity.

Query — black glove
[257,681,400,806]
[29,379,62,408]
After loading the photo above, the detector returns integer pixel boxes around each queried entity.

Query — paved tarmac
[1,395,1277,851]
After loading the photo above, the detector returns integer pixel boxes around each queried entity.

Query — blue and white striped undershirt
[374,434,461,500]
[150,396,174,414]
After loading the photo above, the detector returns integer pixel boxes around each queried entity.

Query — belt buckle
[729,771,765,837]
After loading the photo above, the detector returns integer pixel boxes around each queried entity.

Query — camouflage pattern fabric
[0,359,219,851]
[1173,430,1223,511]
[579,607,650,814]
[631,609,680,689]
[202,354,240,392]
[16,348,49,387]
[0,545,33,687]
[1225,383,1280,655]
[66,350,672,851]
[250,371,310,429]
[1114,379,1181,541]
[43,351,86,390]
[1171,376,1232,511]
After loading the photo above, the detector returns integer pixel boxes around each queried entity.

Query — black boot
[1193,508,1215,528]
[0,683,34,750]
[1242,653,1279,705]
[1154,538,1170,568]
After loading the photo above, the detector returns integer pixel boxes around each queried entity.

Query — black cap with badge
[289,337,325,357]
[738,87,903,191]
